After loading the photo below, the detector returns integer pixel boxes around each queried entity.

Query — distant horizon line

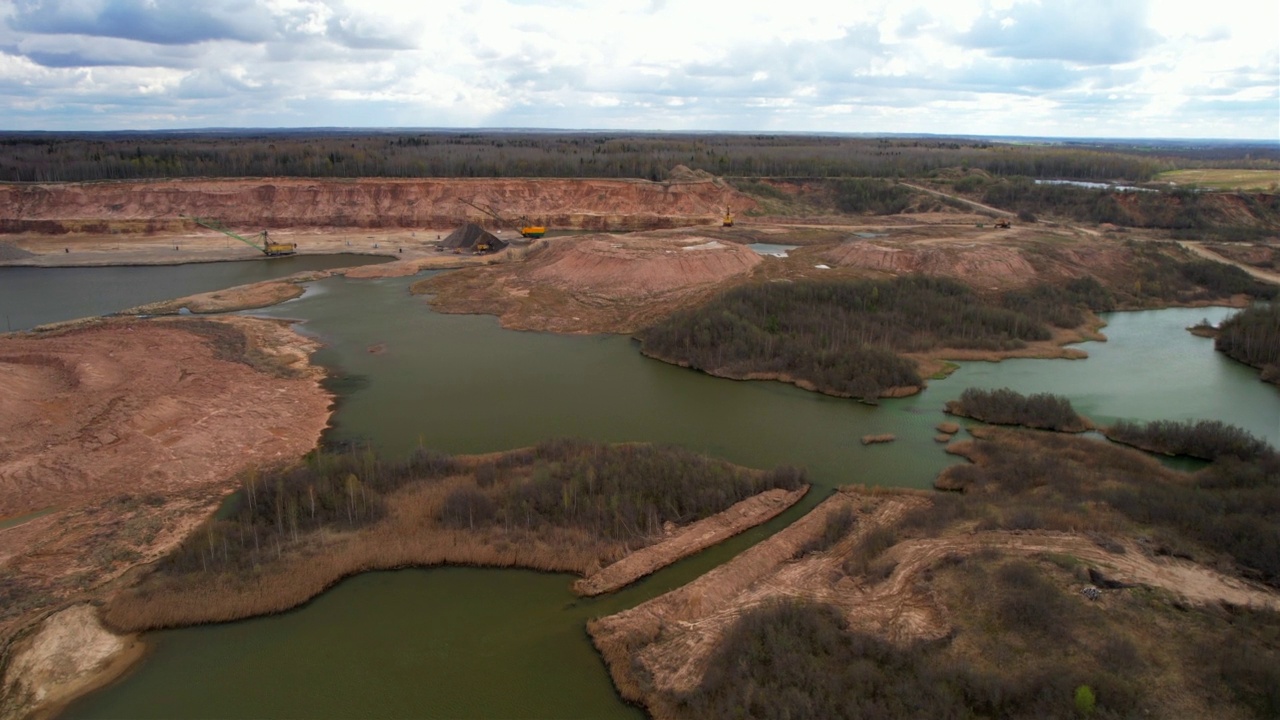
[0,127,1276,146]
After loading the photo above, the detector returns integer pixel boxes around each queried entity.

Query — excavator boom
[461,200,546,239]
[184,215,296,256]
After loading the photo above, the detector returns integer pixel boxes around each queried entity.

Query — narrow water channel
[0,254,389,332]
[61,273,1279,719]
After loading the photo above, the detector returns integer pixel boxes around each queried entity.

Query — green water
[0,254,389,332]
[61,275,1279,719]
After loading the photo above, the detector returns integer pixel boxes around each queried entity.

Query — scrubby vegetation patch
[638,276,1087,400]
[946,387,1091,432]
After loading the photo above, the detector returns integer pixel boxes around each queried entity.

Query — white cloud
[0,0,1275,138]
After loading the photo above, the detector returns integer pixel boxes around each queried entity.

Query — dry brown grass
[1157,169,1280,191]
[104,478,617,631]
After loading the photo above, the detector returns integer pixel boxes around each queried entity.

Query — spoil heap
[439,223,506,252]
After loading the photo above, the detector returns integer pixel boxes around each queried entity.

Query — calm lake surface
[58,272,1278,719]
[0,254,388,332]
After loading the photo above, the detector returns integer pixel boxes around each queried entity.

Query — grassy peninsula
[104,440,806,632]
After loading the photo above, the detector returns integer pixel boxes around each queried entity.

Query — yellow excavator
[463,200,546,238]
[517,218,547,239]
[184,215,297,256]
[723,207,734,227]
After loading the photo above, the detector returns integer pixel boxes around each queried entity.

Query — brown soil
[417,232,764,334]
[573,487,808,597]
[589,490,930,715]
[1204,241,1279,271]
[823,238,1041,290]
[860,434,896,445]
[0,316,332,653]
[0,177,752,235]
[123,278,309,316]
[589,487,1280,719]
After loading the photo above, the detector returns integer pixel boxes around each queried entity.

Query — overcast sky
[1,0,1277,139]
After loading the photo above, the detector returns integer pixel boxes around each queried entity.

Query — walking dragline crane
[460,200,547,239]
[183,215,297,256]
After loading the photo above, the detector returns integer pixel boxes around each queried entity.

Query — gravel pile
[0,242,35,260]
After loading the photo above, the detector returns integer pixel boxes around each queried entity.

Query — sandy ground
[574,487,809,596]
[0,316,334,718]
[420,230,765,334]
[589,487,1280,719]
[0,604,143,720]
[0,227,447,268]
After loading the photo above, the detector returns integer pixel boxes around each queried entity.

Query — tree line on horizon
[1,131,1275,183]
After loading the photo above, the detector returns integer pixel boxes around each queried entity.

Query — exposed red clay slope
[0,177,754,233]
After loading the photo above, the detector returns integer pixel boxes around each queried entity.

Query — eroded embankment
[0,316,334,719]
[0,177,754,234]
[574,487,808,597]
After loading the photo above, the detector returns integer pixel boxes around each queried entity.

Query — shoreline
[0,315,337,720]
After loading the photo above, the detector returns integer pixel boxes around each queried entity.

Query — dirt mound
[527,236,761,296]
[667,165,717,183]
[0,317,331,647]
[0,242,34,260]
[441,223,505,251]
[420,232,764,333]
[0,177,755,234]
[824,240,1040,289]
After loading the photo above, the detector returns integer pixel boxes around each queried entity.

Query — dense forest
[1102,419,1274,462]
[637,276,1095,401]
[946,388,1090,432]
[159,439,805,575]
[1215,304,1280,383]
[436,438,805,541]
[1,130,1275,183]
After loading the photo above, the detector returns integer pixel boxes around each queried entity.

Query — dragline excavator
[462,200,547,239]
[183,215,297,256]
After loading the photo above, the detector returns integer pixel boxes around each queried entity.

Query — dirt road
[898,182,1015,218]
[1180,240,1280,285]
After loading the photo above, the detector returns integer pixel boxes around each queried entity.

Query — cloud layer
[0,0,1276,138]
